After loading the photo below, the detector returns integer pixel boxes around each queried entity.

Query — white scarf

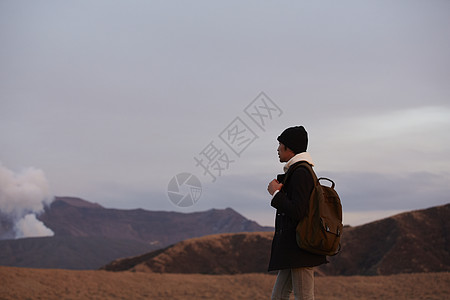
[283,152,314,173]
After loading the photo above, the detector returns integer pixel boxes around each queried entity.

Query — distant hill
[102,204,450,275]
[321,203,450,275]
[39,197,273,246]
[101,232,273,274]
[0,197,273,269]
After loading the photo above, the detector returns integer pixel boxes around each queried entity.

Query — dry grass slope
[1,266,449,300]
[103,232,273,274]
[103,203,450,276]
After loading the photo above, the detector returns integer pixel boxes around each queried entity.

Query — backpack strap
[282,161,335,189]
[282,161,315,187]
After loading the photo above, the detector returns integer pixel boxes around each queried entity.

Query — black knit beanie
[277,126,308,154]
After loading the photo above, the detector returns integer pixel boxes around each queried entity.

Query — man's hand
[267,179,283,196]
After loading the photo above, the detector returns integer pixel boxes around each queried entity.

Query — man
[267,126,327,300]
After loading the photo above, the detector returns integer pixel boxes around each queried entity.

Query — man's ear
[286,146,295,155]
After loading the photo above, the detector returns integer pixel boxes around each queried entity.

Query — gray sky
[1,0,449,228]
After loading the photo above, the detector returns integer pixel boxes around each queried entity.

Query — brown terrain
[323,202,450,275]
[1,199,448,276]
[1,266,448,300]
[0,197,272,269]
[102,232,273,274]
[1,201,449,299]
[103,204,450,276]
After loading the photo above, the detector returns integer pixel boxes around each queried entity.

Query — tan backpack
[285,162,343,256]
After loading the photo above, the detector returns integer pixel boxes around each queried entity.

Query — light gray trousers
[271,267,315,300]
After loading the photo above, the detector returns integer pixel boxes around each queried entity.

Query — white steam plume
[0,163,55,239]
[14,213,55,238]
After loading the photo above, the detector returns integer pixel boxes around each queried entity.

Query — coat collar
[283,152,314,173]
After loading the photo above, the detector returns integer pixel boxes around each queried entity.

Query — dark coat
[268,161,327,271]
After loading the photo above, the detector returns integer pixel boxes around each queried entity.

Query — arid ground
[1,267,448,299]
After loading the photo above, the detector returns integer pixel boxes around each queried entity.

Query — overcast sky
[1,0,449,228]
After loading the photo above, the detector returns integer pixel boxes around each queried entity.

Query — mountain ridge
[1,197,448,274]
[0,196,273,269]
[102,203,450,275]
[37,196,273,246]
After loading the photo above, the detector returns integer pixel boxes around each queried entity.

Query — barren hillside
[0,197,273,269]
[103,204,450,275]
[102,232,273,274]
[39,197,272,245]
[322,203,450,275]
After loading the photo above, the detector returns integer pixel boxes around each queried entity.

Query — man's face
[277,142,294,163]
